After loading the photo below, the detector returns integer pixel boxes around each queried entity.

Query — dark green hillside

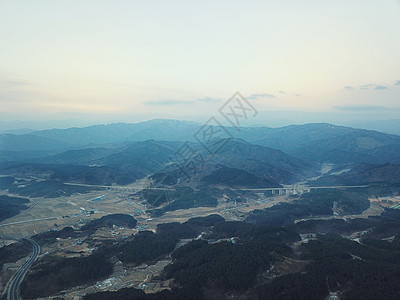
[0,194,30,221]
[32,227,78,246]
[32,214,137,246]
[0,239,32,270]
[20,253,113,299]
[298,189,370,214]
[212,139,317,184]
[164,240,274,290]
[83,287,201,300]
[201,165,281,188]
[81,214,137,233]
[146,187,218,217]
[0,176,14,189]
[117,231,182,265]
[246,189,370,226]
[255,234,400,300]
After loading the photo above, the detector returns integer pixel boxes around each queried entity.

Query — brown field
[0,189,294,237]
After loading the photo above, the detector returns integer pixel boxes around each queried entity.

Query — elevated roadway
[7,238,40,300]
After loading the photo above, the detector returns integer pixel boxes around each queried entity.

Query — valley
[1,120,400,299]
[0,178,386,300]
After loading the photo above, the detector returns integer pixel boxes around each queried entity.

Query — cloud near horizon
[360,84,375,90]
[247,93,276,100]
[357,83,389,90]
[333,105,389,112]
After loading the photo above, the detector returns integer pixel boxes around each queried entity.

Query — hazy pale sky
[1,0,399,124]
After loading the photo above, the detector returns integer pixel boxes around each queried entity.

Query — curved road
[7,238,40,300]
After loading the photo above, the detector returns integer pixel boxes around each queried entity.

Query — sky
[0,0,400,129]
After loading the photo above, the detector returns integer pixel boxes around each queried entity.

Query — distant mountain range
[27,119,201,145]
[1,119,399,165]
[1,119,400,191]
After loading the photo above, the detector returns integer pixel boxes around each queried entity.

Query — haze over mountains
[1,119,400,194]
[2,1,400,298]
[1,119,400,162]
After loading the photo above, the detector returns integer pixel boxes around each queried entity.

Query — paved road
[234,185,369,191]
[7,238,40,300]
[0,216,59,227]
